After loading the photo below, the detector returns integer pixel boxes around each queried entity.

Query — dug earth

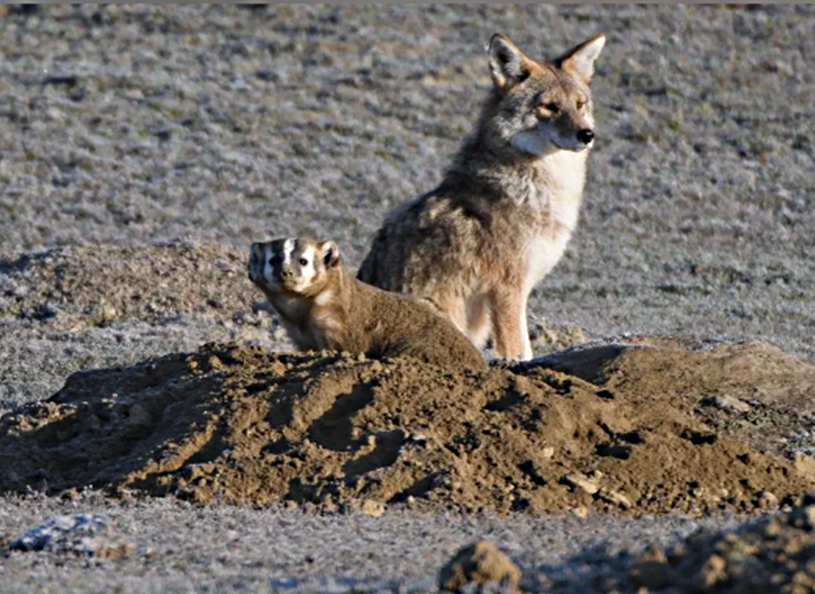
[1,338,815,516]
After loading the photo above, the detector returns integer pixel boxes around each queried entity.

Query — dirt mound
[0,240,257,328]
[1,340,814,515]
[628,497,815,593]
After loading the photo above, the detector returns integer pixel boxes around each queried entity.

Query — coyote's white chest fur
[522,150,587,295]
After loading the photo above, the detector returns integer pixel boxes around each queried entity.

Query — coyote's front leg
[489,286,525,361]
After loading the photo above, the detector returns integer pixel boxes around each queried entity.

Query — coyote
[358,33,606,361]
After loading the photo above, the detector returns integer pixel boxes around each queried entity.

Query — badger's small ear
[488,33,532,93]
[559,33,605,84]
[321,241,340,269]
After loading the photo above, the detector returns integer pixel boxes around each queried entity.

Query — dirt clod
[438,540,521,593]
[628,500,815,592]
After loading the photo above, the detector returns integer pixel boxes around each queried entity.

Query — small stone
[695,554,727,590]
[60,488,81,501]
[96,542,136,560]
[599,488,632,509]
[790,504,815,531]
[700,395,751,413]
[629,543,670,590]
[438,540,521,593]
[31,303,58,321]
[541,446,555,459]
[571,506,589,519]
[794,453,815,479]
[360,499,385,517]
[758,491,779,508]
[561,473,600,495]
[127,404,152,427]
[255,69,280,82]
[9,514,109,553]
[99,301,118,323]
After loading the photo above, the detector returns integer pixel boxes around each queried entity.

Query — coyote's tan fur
[358,32,605,360]
[248,237,487,371]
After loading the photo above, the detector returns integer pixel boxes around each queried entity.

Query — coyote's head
[480,33,605,157]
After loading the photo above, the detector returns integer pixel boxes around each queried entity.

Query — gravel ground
[1,4,814,592]
[0,494,744,594]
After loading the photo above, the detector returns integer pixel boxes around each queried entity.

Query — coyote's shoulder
[358,32,606,361]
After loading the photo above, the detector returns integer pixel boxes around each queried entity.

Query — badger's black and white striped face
[248,238,340,295]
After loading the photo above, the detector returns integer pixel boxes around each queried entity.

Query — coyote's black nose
[576,129,595,144]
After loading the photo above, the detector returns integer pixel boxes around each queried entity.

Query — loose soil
[2,339,814,516]
[0,241,256,329]
[626,498,815,593]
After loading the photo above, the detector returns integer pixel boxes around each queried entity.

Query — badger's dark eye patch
[268,255,280,266]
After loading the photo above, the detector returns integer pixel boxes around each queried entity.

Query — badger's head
[248,237,341,297]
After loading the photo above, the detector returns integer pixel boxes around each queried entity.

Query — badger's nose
[576,129,595,144]
[281,267,293,280]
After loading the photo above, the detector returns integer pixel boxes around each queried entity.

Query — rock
[789,504,815,531]
[599,488,632,509]
[571,506,589,519]
[541,446,555,459]
[700,394,751,413]
[127,403,152,426]
[757,490,779,508]
[360,499,385,517]
[7,514,128,556]
[695,554,727,590]
[628,543,671,590]
[96,542,136,560]
[561,473,600,495]
[794,453,815,479]
[438,540,521,593]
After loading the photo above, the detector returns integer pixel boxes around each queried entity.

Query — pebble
[127,403,152,426]
[562,473,600,495]
[700,394,751,413]
[599,488,633,509]
[9,514,109,554]
[360,499,385,517]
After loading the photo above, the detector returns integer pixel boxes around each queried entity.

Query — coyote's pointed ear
[488,33,532,92]
[321,241,340,269]
[560,34,605,84]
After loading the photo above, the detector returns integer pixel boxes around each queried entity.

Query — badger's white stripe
[282,238,295,267]
[262,244,274,282]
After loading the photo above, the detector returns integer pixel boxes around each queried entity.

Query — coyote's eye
[541,102,559,114]
[299,258,308,266]
[576,99,586,110]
